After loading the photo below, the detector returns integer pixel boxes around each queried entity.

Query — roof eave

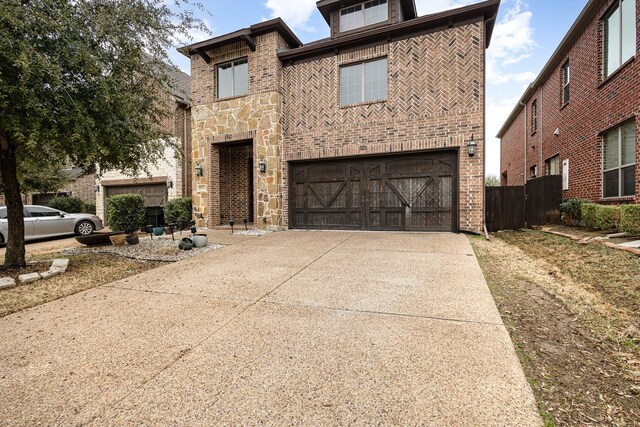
[281,0,500,62]
[496,0,602,137]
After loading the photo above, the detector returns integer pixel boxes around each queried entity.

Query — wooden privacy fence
[485,175,562,232]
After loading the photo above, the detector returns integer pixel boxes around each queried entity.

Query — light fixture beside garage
[258,158,267,173]
[195,163,204,177]
[166,177,173,189]
[467,134,478,157]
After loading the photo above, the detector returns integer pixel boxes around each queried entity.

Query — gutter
[496,0,602,138]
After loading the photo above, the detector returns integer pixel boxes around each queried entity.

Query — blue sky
[169,0,588,177]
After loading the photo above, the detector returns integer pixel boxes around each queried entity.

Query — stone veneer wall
[282,21,486,232]
[190,31,291,228]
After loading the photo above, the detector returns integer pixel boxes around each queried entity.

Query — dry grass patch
[0,253,163,318]
[471,233,640,426]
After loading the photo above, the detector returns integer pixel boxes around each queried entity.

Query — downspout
[520,99,528,229]
[540,83,544,172]
[520,100,527,185]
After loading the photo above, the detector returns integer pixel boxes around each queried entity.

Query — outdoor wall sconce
[195,164,204,177]
[467,135,478,157]
[258,158,267,173]
[94,184,100,193]
[166,177,173,189]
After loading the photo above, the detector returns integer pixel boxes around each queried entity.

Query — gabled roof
[496,0,603,138]
[280,0,500,63]
[178,18,302,59]
[316,0,417,24]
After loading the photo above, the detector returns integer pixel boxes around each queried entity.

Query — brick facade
[185,0,497,232]
[499,0,639,205]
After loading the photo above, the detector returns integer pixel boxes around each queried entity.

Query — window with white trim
[531,99,538,134]
[604,0,636,77]
[340,58,388,106]
[561,61,570,105]
[603,120,636,198]
[217,58,248,99]
[545,155,560,175]
[340,0,388,33]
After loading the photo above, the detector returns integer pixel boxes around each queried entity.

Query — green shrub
[581,203,597,229]
[48,196,85,213]
[83,203,96,214]
[559,198,588,225]
[620,205,640,235]
[594,205,621,231]
[164,197,192,225]
[106,194,146,233]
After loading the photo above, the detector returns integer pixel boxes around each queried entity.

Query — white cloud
[264,0,318,31]
[486,0,536,85]
[415,0,479,15]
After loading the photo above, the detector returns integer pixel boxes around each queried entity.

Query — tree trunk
[0,132,26,268]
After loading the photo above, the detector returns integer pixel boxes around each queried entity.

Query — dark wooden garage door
[289,151,457,231]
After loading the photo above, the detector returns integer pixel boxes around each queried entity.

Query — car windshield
[0,207,6,219]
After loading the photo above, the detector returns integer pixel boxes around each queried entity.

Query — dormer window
[340,0,388,33]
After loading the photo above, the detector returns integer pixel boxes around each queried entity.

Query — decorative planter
[153,227,164,236]
[109,234,127,246]
[192,234,208,248]
[178,237,194,250]
[125,233,140,245]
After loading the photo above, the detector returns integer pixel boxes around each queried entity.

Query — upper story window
[561,61,570,105]
[217,58,248,99]
[603,120,636,198]
[531,99,538,134]
[604,0,636,77]
[340,0,388,33]
[340,58,388,106]
[545,155,560,175]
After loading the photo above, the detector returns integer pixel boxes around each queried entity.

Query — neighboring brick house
[181,0,500,232]
[497,0,639,206]
[96,65,192,226]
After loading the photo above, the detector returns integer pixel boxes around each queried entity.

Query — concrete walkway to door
[0,231,541,426]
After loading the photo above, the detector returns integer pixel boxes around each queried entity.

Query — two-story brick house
[498,0,638,206]
[96,64,192,226]
[181,0,500,232]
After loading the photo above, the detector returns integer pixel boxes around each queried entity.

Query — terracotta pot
[109,234,127,246]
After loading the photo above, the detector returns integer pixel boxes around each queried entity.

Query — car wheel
[75,221,95,236]
[0,234,4,245]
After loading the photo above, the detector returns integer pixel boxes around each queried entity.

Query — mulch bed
[62,237,223,262]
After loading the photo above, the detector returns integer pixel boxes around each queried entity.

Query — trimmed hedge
[83,203,96,215]
[164,197,192,225]
[48,196,85,213]
[581,203,597,229]
[620,205,640,235]
[106,194,146,233]
[560,198,588,225]
[594,205,620,231]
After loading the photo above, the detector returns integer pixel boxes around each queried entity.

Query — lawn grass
[0,253,163,318]
[470,231,640,426]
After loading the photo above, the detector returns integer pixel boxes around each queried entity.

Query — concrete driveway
[0,231,540,426]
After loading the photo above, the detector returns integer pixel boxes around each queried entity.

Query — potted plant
[192,233,208,248]
[178,237,193,250]
[125,233,140,245]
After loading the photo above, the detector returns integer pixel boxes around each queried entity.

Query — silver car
[0,205,104,244]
